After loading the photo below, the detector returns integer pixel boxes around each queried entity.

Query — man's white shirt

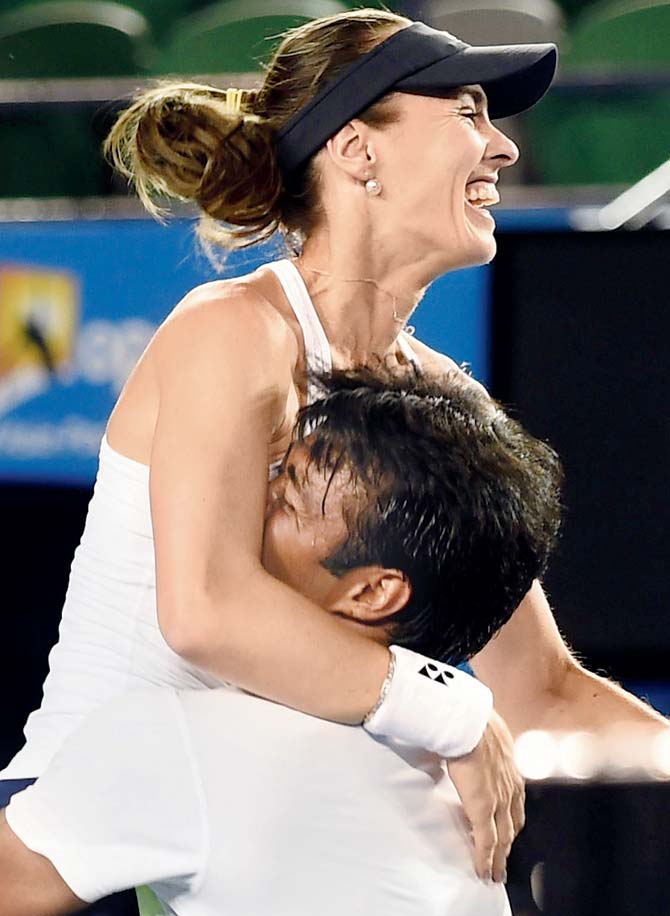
[6,686,510,916]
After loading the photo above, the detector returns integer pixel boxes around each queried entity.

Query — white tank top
[1,259,420,780]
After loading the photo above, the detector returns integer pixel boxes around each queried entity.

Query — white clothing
[264,259,419,471]
[6,686,509,916]
[1,435,225,782]
[1,259,420,780]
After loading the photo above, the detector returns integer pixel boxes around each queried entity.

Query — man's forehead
[284,439,358,511]
[283,442,329,494]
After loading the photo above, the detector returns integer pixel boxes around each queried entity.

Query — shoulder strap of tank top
[266,259,421,390]
[265,260,332,382]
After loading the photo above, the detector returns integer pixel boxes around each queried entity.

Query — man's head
[262,368,562,664]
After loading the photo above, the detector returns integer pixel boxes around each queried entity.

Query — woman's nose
[486,122,520,169]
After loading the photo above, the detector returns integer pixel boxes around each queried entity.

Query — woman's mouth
[464,180,499,223]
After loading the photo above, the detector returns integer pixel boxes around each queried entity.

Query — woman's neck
[295,230,444,365]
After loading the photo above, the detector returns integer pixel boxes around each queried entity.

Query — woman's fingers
[492,806,515,882]
[511,776,527,837]
[447,708,525,883]
[471,809,498,880]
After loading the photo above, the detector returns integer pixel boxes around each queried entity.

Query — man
[0,369,562,916]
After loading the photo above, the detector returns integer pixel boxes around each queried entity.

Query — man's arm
[0,812,83,916]
[471,581,668,736]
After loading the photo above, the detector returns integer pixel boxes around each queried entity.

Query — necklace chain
[298,262,415,336]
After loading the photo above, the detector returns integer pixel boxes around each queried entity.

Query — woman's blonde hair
[104,8,409,251]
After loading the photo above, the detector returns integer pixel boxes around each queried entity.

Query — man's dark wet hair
[293,368,563,665]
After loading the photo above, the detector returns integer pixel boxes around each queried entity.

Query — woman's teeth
[465,182,499,207]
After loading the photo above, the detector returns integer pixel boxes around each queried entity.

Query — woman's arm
[471,581,668,735]
[147,297,522,882]
[149,285,390,722]
[410,334,668,732]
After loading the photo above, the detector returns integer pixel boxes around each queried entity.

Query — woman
[4,9,631,902]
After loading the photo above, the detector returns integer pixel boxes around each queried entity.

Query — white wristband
[363,645,493,759]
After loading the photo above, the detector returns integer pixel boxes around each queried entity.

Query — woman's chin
[468,219,498,263]
[462,206,498,265]
[451,236,497,270]
[429,221,497,272]
[478,235,497,265]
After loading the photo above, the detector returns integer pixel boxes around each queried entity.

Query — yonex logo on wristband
[418,663,455,686]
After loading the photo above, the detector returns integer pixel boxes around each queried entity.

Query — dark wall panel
[0,484,91,769]
[492,231,670,677]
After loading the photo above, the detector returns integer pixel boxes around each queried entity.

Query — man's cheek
[260,519,291,580]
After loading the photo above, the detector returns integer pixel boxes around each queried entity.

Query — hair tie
[224,87,244,114]
[223,87,261,123]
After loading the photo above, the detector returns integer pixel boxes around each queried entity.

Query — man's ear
[331,566,411,623]
[324,120,377,183]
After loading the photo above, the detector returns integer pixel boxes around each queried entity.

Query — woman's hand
[447,709,524,883]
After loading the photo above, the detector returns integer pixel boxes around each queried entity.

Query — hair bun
[105,82,283,247]
[105,9,409,252]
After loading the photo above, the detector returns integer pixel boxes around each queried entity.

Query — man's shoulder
[179,688,444,782]
[59,687,187,763]
[408,336,491,399]
[99,684,182,721]
[177,687,376,765]
[176,685,336,733]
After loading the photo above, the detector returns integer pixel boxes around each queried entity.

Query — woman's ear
[324,120,377,183]
[330,566,411,622]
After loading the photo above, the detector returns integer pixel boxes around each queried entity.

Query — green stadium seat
[421,0,565,46]
[0,1,152,78]
[0,2,153,197]
[153,0,350,74]
[0,0,237,38]
[0,110,105,197]
[556,0,600,20]
[120,0,191,39]
[561,0,670,65]
[526,0,670,184]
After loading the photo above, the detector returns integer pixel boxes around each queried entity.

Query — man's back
[6,686,510,915]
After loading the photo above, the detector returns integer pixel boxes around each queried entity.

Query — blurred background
[0,0,668,788]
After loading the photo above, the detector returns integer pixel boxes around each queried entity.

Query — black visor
[276,22,557,175]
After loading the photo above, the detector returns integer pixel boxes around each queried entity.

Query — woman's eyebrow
[458,85,488,108]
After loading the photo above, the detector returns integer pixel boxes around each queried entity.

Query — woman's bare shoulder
[157,273,299,367]
[170,274,286,325]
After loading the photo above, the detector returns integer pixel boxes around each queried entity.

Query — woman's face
[371,85,519,270]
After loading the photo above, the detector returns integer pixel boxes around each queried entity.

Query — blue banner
[0,218,490,485]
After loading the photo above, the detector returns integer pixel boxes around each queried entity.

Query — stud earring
[365,177,382,196]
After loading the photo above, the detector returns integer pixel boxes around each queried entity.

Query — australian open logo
[0,264,80,417]
[418,662,455,686]
[0,262,155,470]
